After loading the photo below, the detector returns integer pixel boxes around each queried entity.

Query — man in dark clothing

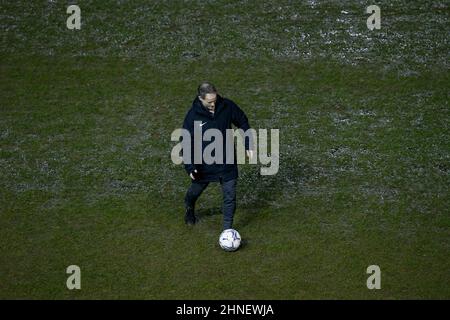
[182,82,253,230]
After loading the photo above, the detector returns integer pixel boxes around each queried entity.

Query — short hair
[197,82,217,99]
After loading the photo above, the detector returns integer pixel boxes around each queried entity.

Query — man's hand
[246,150,254,160]
[190,169,198,180]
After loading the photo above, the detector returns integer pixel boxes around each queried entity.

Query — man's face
[199,93,217,111]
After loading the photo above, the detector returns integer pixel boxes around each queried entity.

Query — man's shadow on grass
[194,159,313,230]
[237,160,313,228]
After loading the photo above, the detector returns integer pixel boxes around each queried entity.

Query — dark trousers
[184,178,237,230]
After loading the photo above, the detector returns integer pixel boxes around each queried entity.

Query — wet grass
[1,0,449,299]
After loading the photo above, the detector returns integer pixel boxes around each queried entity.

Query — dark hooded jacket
[182,95,251,182]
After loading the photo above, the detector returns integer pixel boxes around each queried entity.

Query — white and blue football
[219,229,241,252]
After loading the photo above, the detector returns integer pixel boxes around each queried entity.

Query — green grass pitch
[0,0,449,299]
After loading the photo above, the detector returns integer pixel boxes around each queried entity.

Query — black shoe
[184,207,197,225]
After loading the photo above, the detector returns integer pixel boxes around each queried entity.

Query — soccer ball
[219,229,241,251]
